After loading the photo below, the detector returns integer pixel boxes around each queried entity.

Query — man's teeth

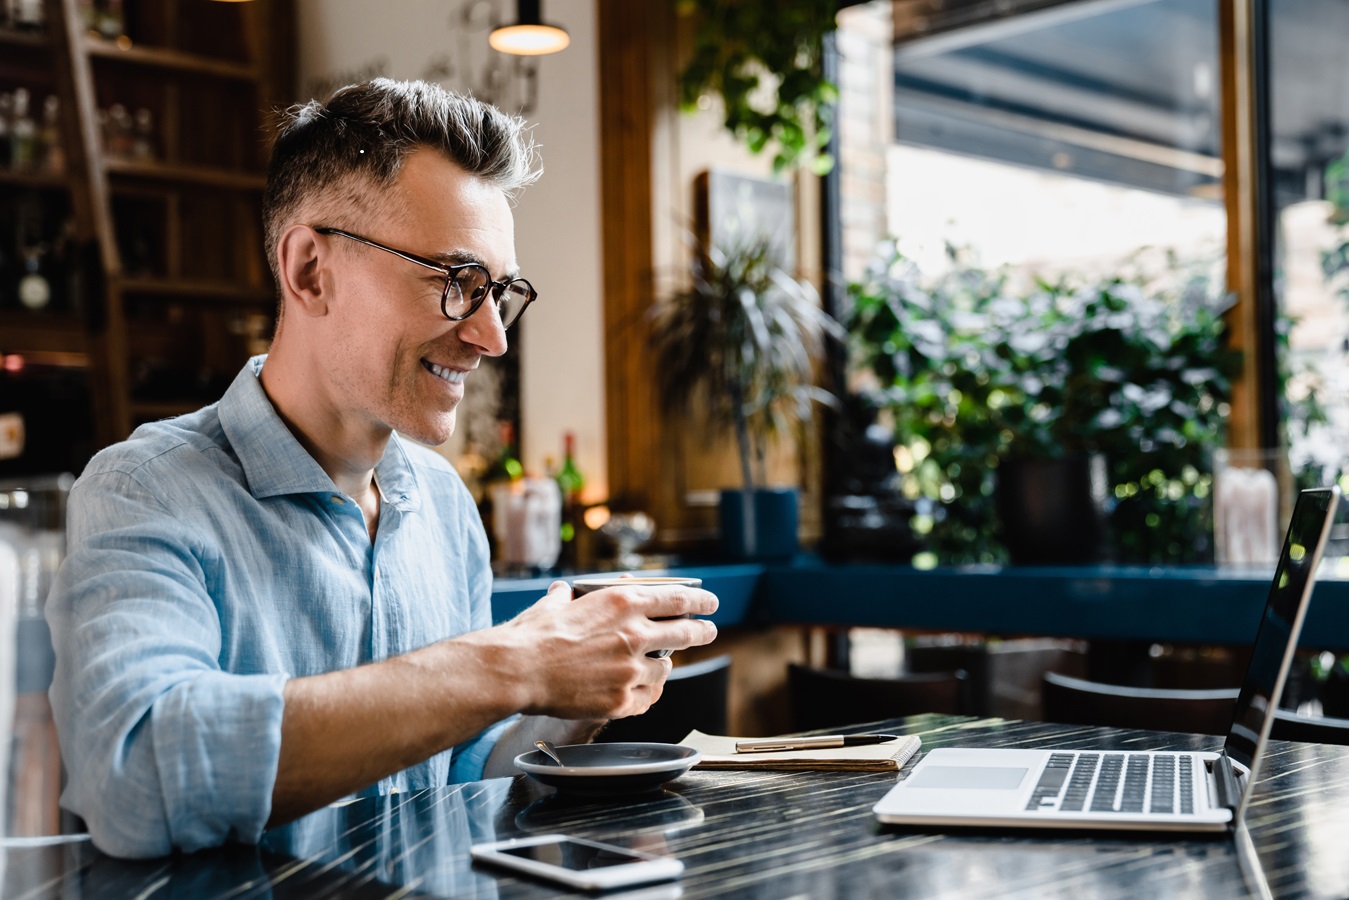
[426,362,466,384]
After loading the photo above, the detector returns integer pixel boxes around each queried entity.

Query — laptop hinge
[1210,752,1242,813]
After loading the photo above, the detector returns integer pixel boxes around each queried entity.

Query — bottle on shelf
[39,95,63,175]
[10,0,44,34]
[104,104,134,158]
[484,420,524,485]
[10,88,37,172]
[131,107,155,162]
[16,246,50,312]
[479,420,523,561]
[95,0,125,42]
[0,92,13,171]
[555,431,585,569]
[13,195,50,312]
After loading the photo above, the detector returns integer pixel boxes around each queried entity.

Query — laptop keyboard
[1025,752,1198,815]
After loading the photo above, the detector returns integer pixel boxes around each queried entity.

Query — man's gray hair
[262,78,540,287]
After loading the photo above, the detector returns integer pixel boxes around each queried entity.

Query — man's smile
[422,360,468,384]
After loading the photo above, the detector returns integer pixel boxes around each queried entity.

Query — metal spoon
[534,739,564,766]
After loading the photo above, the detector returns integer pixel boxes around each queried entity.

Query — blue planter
[719,488,799,560]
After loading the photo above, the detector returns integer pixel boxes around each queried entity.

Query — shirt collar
[218,355,422,512]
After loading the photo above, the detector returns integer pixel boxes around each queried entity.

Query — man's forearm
[268,639,521,826]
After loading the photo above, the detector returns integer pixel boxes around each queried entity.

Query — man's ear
[276,225,329,317]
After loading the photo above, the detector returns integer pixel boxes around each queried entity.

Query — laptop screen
[1224,486,1339,773]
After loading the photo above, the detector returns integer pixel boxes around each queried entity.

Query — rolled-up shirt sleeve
[47,470,287,859]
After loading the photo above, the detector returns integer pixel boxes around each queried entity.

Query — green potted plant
[675,0,839,175]
[649,233,841,559]
[847,241,1241,565]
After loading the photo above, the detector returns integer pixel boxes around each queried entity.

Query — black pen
[735,734,901,753]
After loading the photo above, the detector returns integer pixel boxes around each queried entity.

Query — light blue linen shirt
[46,355,513,858]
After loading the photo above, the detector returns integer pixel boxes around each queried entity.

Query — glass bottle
[96,0,124,41]
[106,104,133,158]
[555,432,585,568]
[132,107,154,161]
[12,0,44,33]
[479,421,523,560]
[17,247,50,311]
[0,92,13,171]
[484,420,524,485]
[13,193,49,312]
[40,95,63,175]
[10,88,36,171]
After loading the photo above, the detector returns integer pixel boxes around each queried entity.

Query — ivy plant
[676,0,840,175]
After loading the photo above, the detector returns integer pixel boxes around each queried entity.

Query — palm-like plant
[649,234,840,537]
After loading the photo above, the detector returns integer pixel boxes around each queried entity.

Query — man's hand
[466,579,719,721]
[269,579,716,826]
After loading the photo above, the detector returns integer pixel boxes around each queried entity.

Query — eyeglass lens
[445,267,534,328]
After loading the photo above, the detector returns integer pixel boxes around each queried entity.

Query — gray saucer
[513,742,702,796]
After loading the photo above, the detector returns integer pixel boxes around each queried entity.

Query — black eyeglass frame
[313,226,537,329]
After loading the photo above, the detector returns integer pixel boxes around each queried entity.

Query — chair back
[596,654,731,744]
[788,663,967,732]
[1041,671,1238,735]
[1270,709,1349,746]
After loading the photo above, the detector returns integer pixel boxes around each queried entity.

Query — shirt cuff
[151,671,288,852]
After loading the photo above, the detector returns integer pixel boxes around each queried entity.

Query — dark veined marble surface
[6,715,1349,899]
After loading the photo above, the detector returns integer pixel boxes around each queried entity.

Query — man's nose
[457,300,509,357]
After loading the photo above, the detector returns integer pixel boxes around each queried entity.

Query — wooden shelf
[0,169,71,190]
[0,315,87,355]
[4,0,292,457]
[118,277,274,306]
[84,37,257,81]
[0,28,50,50]
[105,158,266,191]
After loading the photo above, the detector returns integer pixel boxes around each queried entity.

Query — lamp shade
[490,0,570,56]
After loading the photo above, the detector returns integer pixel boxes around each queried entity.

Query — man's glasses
[314,227,537,330]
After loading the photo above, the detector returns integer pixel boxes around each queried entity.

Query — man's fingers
[648,615,718,654]
[575,584,719,619]
[536,580,573,608]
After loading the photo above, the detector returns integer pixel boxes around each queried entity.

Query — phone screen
[499,838,648,871]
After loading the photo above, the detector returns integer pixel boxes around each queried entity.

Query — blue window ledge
[492,558,1349,649]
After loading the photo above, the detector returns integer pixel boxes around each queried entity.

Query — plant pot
[995,455,1108,565]
[719,488,799,561]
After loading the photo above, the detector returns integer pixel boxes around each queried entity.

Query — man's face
[321,150,515,447]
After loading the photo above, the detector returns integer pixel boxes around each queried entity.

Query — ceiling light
[490,0,570,56]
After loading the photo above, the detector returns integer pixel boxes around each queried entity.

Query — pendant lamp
[490,0,570,56]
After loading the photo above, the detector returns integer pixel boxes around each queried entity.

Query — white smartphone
[470,833,684,891]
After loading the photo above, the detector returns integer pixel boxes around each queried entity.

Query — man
[46,79,718,859]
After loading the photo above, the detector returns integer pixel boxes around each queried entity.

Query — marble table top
[6,715,1349,898]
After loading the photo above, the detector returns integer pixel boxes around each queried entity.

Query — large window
[885,0,1225,280]
[1270,0,1349,497]
[836,0,1349,568]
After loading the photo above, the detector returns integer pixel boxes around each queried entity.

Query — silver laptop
[874,486,1340,833]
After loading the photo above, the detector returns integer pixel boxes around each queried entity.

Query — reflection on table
[5,715,1349,898]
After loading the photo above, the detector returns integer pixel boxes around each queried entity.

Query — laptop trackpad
[906,766,1029,790]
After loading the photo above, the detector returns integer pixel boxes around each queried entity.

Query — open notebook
[680,730,922,771]
[873,485,1340,833]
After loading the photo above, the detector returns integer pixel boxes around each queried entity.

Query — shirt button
[330,495,345,505]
